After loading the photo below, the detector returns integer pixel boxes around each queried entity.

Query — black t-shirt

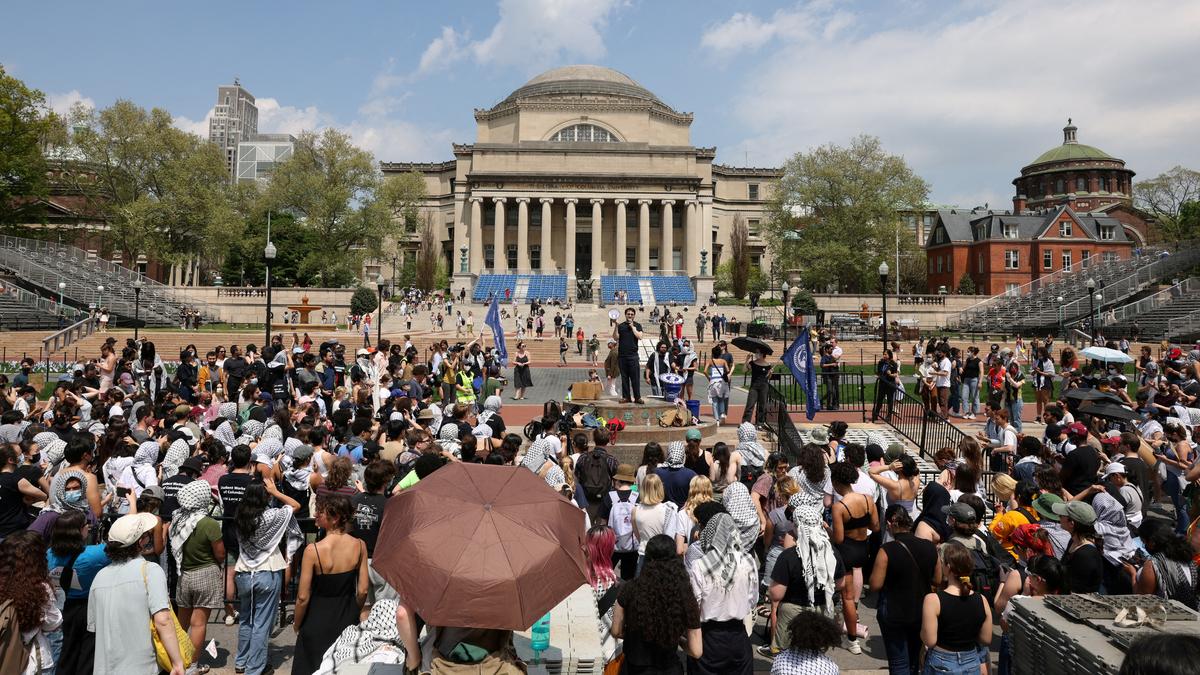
[224,357,248,391]
[749,361,772,386]
[351,492,389,557]
[880,534,938,626]
[963,356,981,379]
[1061,445,1101,495]
[1063,543,1103,593]
[770,544,845,607]
[616,321,642,357]
[160,474,195,522]
[218,472,257,546]
[15,464,42,489]
[0,472,31,537]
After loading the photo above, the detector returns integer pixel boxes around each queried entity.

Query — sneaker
[756,645,777,658]
[847,639,862,655]
[224,610,239,626]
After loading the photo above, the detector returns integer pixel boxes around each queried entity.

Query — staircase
[1100,278,1200,339]
[638,278,655,305]
[513,277,531,304]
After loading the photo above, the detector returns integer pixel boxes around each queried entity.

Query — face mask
[249,379,258,386]
[64,489,85,505]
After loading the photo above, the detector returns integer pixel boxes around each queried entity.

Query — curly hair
[315,492,353,531]
[829,461,858,488]
[326,456,353,491]
[787,610,842,653]
[0,531,51,632]
[797,443,827,485]
[618,535,699,648]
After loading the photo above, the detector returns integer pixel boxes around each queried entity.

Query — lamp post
[781,281,790,342]
[1085,277,1097,343]
[459,245,469,274]
[1094,292,1103,342]
[1056,295,1064,340]
[376,274,386,346]
[264,239,277,346]
[133,280,143,340]
[391,255,398,297]
[96,284,103,310]
[57,281,65,307]
[879,262,890,354]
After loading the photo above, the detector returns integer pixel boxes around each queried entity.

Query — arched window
[550,124,619,143]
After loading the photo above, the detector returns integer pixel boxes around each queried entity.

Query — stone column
[614,199,628,273]
[591,198,604,277]
[685,201,699,276]
[469,197,483,274]
[451,195,465,270]
[564,199,577,278]
[539,198,554,272]
[638,200,652,273]
[661,200,676,271]
[516,198,530,272]
[492,197,507,272]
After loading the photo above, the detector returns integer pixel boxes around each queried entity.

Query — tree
[790,289,817,315]
[414,213,441,292]
[729,214,751,298]
[714,261,733,296]
[1134,166,1200,245]
[957,273,977,295]
[765,135,930,292]
[265,129,387,284]
[0,66,60,232]
[350,286,379,315]
[381,170,428,234]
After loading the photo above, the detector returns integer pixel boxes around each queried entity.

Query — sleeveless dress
[291,543,363,675]
[514,352,533,389]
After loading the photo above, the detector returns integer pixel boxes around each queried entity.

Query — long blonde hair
[640,473,665,507]
[560,455,576,492]
[683,475,713,515]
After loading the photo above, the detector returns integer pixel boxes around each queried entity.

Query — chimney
[1013,194,1026,215]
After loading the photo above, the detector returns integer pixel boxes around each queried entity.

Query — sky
[3,0,1198,208]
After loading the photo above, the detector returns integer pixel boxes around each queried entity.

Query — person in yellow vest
[452,361,477,406]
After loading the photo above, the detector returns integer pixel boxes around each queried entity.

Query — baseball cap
[140,485,165,502]
[1102,461,1127,478]
[1067,422,1088,438]
[356,348,369,356]
[292,444,315,463]
[107,512,160,546]
[1101,435,1122,446]
[884,442,906,462]
[1033,493,1064,520]
[809,427,830,444]
[943,501,979,523]
[174,404,193,417]
[614,463,637,483]
[258,391,274,403]
[180,456,205,475]
[1052,500,1097,525]
[686,428,702,441]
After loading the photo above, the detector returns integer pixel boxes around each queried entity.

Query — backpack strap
[597,581,623,617]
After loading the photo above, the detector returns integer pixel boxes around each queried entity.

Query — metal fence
[753,370,867,422]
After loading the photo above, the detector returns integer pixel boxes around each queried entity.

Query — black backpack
[967,536,1004,608]
[578,450,613,502]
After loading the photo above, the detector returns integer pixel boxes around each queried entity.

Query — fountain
[272,294,336,331]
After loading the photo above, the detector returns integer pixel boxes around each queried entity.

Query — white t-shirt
[935,358,952,388]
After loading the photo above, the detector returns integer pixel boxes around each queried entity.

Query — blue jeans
[923,646,981,674]
[712,396,729,420]
[235,570,283,675]
[879,620,922,675]
[1007,397,1024,432]
[961,379,979,415]
[998,633,1011,675]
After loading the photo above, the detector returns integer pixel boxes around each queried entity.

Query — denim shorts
[923,646,981,674]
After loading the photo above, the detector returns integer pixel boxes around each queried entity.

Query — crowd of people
[2,324,1200,675]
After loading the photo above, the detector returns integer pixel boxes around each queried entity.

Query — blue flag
[782,327,821,420]
[485,296,508,367]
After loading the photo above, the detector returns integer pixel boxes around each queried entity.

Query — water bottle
[530,612,551,663]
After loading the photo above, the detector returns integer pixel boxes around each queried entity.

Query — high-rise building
[236,134,295,183]
[208,80,258,181]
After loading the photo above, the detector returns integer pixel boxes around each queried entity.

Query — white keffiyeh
[168,480,213,578]
[792,503,838,614]
[162,438,191,478]
[666,441,686,469]
[255,438,284,468]
[522,437,553,473]
[318,599,405,671]
[721,482,759,552]
[736,422,766,468]
[692,512,753,590]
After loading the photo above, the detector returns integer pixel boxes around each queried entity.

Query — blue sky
[3,0,1198,208]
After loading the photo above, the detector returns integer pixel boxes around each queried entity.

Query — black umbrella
[1064,388,1124,405]
[732,336,774,356]
[1077,401,1141,422]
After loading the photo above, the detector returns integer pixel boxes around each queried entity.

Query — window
[530,245,541,270]
[1055,179,1065,193]
[748,184,760,200]
[530,206,542,227]
[936,256,943,273]
[1003,223,1019,239]
[1076,177,1087,193]
[507,244,518,270]
[1062,250,1072,270]
[1006,283,1020,296]
[626,247,636,269]
[1099,225,1115,240]
[550,123,618,142]
[747,219,760,237]
[977,253,984,272]
[1103,251,1119,263]
[484,245,495,269]
[1043,250,1053,269]
[1059,221,1072,237]
[924,214,935,228]
[1005,250,1020,269]
[1081,250,1090,265]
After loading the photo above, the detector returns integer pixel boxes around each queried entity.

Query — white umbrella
[1079,346,1134,363]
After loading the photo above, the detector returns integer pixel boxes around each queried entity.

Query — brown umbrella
[372,463,588,631]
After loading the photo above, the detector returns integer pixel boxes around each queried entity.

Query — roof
[928,206,1130,246]
[501,65,664,106]
[1029,143,1113,165]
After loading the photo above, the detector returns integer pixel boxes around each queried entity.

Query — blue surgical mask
[64,489,84,505]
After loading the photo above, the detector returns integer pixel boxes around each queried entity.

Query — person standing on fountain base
[613,307,645,404]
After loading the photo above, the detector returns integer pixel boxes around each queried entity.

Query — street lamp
[879,261,890,354]
[781,281,790,342]
[264,239,277,346]
[376,274,386,346]
[133,280,143,340]
[57,281,65,306]
[1085,277,1097,343]
[96,284,103,309]
[1056,295,1064,340]
[459,244,469,274]
[1094,292,1103,342]
[391,255,398,297]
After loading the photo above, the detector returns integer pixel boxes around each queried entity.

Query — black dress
[291,544,363,675]
[514,352,533,389]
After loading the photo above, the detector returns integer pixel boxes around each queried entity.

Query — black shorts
[838,537,869,569]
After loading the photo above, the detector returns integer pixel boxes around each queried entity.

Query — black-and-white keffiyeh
[478,396,502,426]
[46,469,89,514]
[721,481,759,552]
[792,503,837,615]
[787,474,827,510]
[168,480,213,577]
[544,464,567,490]
[262,424,283,441]
[521,437,552,473]
[255,438,284,468]
[236,419,266,446]
[41,438,67,478]
[239,505,304,569]
[692,512,753,590]
[162,438,190,478]
[666,441,686,468]
[33,431,58,449]
[218,402,238,421]
[279,437,304,472]
[437,422,461,456]
[317,599,405,671]
[214,419,238,450]
[736,422,766,469]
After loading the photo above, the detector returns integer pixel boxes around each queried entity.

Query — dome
[1025,120,1116,168]
[501,65,663,105]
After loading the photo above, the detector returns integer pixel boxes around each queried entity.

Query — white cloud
[46,90,95,117]
[255,97,333,135]
[700,1,840,55]
[413,0,623,76]
[713,0,1200,203]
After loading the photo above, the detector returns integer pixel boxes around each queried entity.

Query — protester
[0,531,61,675]
[921,541,993,675]
[610,534,702,674]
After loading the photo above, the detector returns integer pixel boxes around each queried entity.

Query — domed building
[381,65,780,303]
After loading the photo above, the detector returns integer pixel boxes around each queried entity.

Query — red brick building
[926,121,1148,294]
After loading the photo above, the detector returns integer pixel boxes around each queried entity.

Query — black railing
[766,383,803,464]
[764,370,867,422]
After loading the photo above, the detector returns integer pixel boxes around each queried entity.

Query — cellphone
[117,487,130,498]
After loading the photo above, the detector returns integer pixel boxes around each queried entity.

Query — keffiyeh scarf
[1093,492,1135,566]
[736,423,766,469]
[793,504,838,614]
[46,469,89,514]
[168,480,213,577]
[721,482,759,552]
[41,438,67,478]
[478,395,502,426]
[320,599,405,670]
[218,402,238,421]
[239,505,304,569]
[666,441,686,469]
[692,512,751,590]
[255,438,284,469]
[213,419,238,450]
[162,438,191,479]
[521,437,552,473]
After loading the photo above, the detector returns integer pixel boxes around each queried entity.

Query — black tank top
[936,590,986,652]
